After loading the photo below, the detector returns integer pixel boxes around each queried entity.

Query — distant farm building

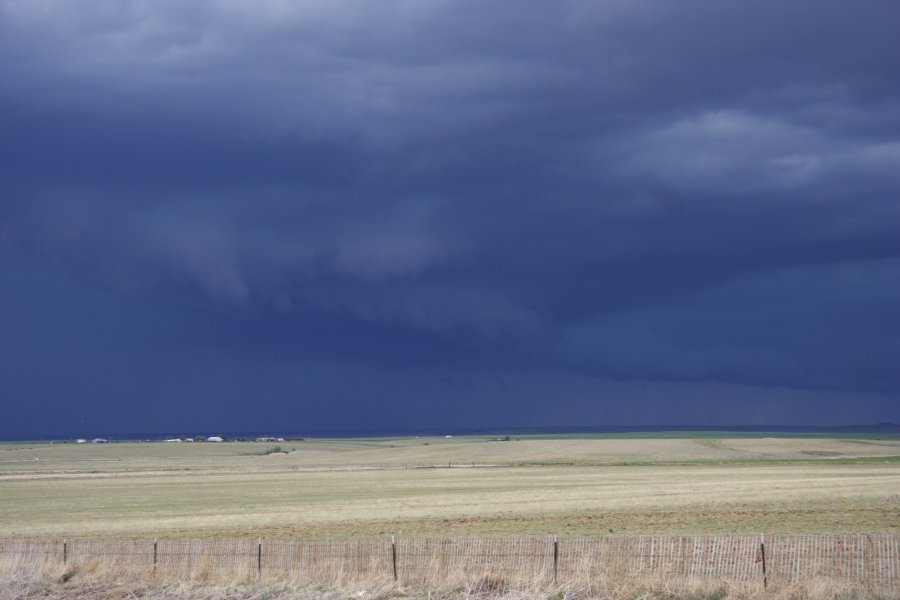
[91,438,109,444]
[257,437,277,442]
[206,436,224,442]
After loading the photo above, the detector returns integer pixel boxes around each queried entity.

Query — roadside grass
[0,568,894,600]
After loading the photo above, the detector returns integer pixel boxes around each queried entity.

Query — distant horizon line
[3,422,899,442]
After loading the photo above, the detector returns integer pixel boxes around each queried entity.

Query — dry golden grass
[0,562,893,600]
[1,437,898,539]
[3,437,898,474]
[3,437,897,598]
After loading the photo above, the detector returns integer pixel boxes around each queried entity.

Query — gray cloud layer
[2,1,899,433]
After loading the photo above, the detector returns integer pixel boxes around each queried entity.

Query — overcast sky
[2,0,899,437]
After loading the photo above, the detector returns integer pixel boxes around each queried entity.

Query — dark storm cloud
[1,0,899,434]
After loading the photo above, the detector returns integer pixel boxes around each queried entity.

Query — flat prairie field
[0,436,898,539]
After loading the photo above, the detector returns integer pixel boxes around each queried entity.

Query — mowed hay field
[0,436,898,539]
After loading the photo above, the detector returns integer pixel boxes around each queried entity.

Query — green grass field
[1,436,898,539]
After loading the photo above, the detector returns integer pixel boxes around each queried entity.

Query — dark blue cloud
[2,1,899,436]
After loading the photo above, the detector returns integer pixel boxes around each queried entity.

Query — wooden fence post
[553,534,559,582]
[760,533,767,588]
[391,536,398,581]
[62,539,67,565]
[258,538,262,575]
[153,538,158,572]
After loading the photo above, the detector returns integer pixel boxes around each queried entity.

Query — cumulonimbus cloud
[1,0,899,395]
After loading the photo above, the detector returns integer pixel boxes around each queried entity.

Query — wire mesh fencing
[0,534,896,591]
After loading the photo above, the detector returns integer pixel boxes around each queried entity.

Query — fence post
[153,538,158,572]
[257,538,262,575]
[553,534,559,582]
[760,533,767,588]
[391,536,398,581]
[62,539,67,565]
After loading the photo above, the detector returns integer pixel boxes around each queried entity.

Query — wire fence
[0,534,896,590]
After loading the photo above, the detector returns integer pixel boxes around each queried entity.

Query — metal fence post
[391,536,398,581]
[760,533,767,588]
[553,534,559,582]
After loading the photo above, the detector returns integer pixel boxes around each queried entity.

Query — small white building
[165,438,182,443]
[91,438,109,444]
[75,439,87,444]
[206,436,224,442]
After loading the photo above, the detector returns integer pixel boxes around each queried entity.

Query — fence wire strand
[0,534,896,591]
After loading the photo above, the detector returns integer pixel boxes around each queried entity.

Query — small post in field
[153,538,158,572]
[552,534,559,582]
[391,536,398,581]
[759,533,767,588]
[62,539,67,565]
[257,538,262,575]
